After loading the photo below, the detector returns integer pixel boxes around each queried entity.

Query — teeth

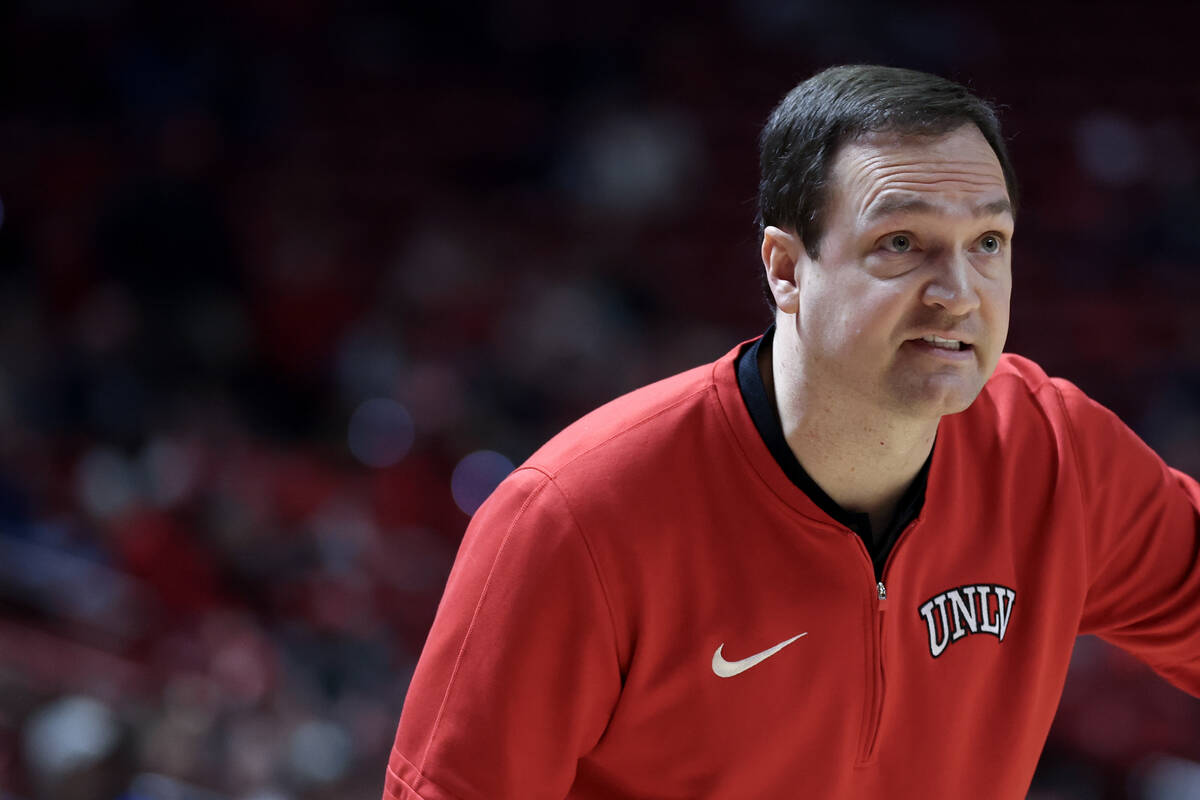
[922,334,962,350]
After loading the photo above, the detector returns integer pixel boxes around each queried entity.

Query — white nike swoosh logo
[712,633,808,678]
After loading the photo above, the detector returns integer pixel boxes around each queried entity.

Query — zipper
[857,580,888,764]
[859,582,888,762]
[853,518,920,766]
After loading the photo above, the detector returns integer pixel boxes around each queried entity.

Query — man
[383,65,1200,799]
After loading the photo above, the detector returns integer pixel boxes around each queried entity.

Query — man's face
[787,124,1014,420]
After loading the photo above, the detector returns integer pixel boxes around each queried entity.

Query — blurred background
[0,1,1198,798]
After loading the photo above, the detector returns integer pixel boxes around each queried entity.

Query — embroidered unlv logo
[918,584,1016,658]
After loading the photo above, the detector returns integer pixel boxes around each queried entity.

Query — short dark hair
[756,64,1018,304]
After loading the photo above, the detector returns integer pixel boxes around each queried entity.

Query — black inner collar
[735,326,930,574]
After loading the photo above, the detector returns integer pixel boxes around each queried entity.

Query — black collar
[735,326,930,568]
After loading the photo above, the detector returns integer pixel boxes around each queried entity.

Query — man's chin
[890,374,986,419]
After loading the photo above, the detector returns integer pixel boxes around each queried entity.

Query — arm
[384,468,623,800]
[1060,380,1200,695]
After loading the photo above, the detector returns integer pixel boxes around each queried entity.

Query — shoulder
[470,342,756,535]
[521,351,734,481]
[458,349,742,585]
[975,353,1117,436]
[949,354,1149,488]
[979,352,1058,406]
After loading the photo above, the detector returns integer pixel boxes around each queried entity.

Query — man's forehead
[831,126,1010,220]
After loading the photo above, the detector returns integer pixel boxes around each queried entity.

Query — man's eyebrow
[975,198,1014,218]
[864,196,1014,223]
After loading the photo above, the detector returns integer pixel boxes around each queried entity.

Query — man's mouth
[918,334,971,351]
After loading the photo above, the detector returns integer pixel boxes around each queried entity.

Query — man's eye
[885,234,912,253]
[979,234,1002,254]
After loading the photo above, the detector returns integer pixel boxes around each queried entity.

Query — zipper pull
[877,581,887,600]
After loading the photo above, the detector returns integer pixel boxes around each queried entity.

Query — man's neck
[760,330,937,530]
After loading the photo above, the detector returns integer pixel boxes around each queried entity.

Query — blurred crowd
[0,1,1198,798]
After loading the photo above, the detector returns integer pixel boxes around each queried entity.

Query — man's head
[756,65,1017,271]
[759,66,1017,420]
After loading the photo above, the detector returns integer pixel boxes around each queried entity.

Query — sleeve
[383,467,623,800]
[1059,380,1200,695]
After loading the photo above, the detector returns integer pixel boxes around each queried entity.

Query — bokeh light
[287,720,353,785]
[451,451,515,516]
[1076,112,1147,186]
[347,398,415,468]
[75,447,140,519]
[22,695,120,779]
[1135,755,1200,799]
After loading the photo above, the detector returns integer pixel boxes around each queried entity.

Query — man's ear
[761,226,806,314]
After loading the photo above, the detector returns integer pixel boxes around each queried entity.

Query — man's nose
[921,250,980,317]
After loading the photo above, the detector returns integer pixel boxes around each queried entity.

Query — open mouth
[913,334,973,352]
